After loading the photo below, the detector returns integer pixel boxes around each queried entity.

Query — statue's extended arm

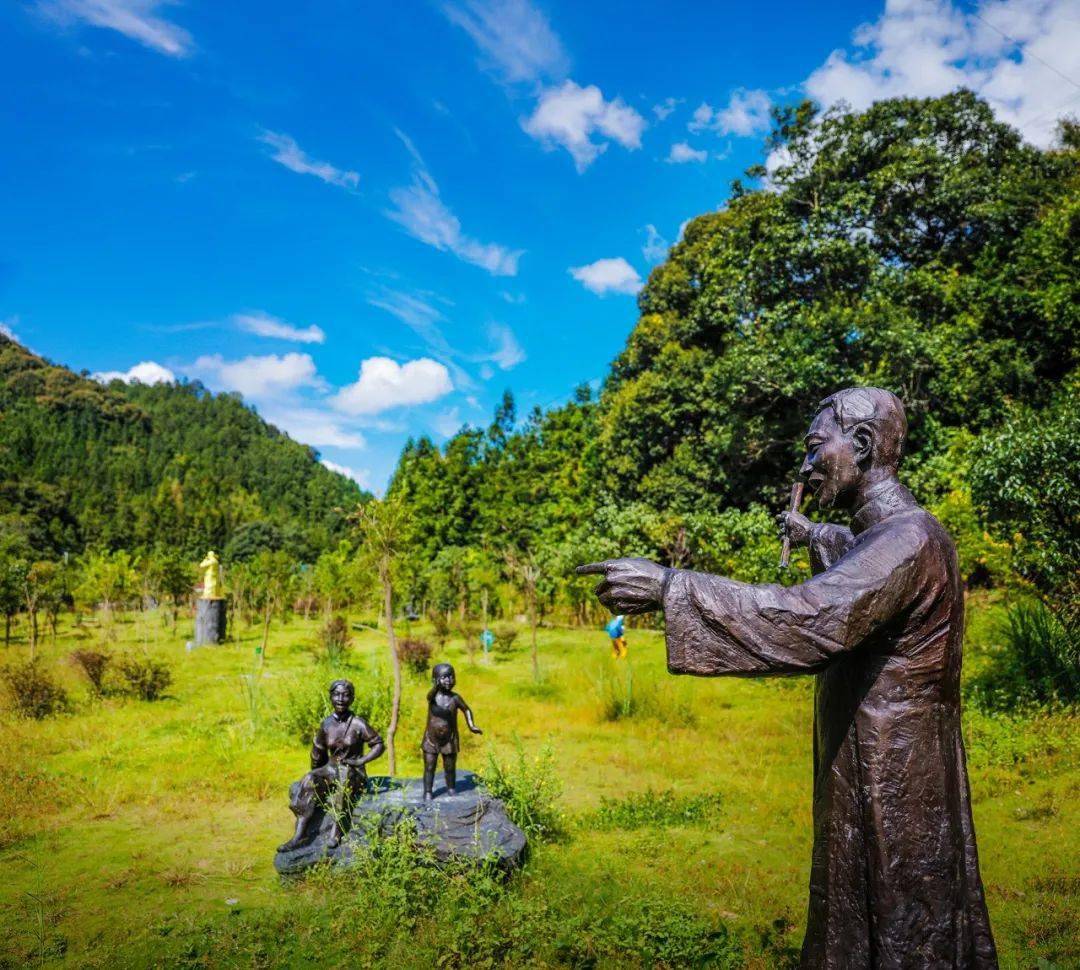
[458,695,483,734]
[663,524,926,677]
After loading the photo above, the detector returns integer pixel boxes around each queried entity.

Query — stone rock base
[273,771,527,875]
[195,597,227,645]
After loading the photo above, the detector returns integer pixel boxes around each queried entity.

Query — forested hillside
[390,91,1078,620]
[0,336,365,559]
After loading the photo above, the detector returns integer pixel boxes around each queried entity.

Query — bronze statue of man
[579,388,997,968]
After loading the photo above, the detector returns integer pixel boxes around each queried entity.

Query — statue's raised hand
[777,510,812,547]
[576,558,670,615]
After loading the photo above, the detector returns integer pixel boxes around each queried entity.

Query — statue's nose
[799,456,814,477]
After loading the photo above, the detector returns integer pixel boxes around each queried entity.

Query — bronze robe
[662,480,997,968]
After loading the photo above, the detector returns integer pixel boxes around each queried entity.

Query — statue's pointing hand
[576,558,670,615]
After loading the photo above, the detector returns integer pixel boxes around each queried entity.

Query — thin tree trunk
[261,602,272,663]
[4,614,9,647]
[382,562,401,775]
[529,588,539,681]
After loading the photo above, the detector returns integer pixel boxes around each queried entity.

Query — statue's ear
[852,425,873,465]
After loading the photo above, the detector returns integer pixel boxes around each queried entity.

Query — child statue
[278,679,385,851]
[421,663,482,800]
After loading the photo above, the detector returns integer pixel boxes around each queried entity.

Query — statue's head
[800,387,906,510]
[328,678,355,714]
[432,663,455,691]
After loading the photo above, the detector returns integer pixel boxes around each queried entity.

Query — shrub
[116,655,172,701]
[317,615,352,665]
[70,649,111,694]
[478,741,563,842]
[966,601,1079,711]
[587,788,724,830]
[492,624,519,653]
[1,660,68,718]
[396,637,433,675]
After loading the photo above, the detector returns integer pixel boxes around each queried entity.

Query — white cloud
[333,357,454,416]
[432,407,464,438]
[666,141,707,164]
[262,407,367,448]
[320,459,371,489]
[92,360,176,385]
[653,97,681,121]
[522,80,647,172]
[499,291,526,304]
[258,130,359,190]
[233,311,325,344]
[641,224,669,263]
[387,137,522,275]
[804,0,1080,148]
[190,352,321,401]
[0,318,19,342]
[37,0,192,57]
[569,257,643,296]
[689,88,772,137]
[441,0,569,84]
[486,323,525,370]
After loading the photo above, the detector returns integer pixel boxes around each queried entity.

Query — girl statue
[421,663,482,800]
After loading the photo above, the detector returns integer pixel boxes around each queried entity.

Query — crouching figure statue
[278,678,385,851]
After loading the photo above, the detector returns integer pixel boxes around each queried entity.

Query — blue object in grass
[605,615,625,639]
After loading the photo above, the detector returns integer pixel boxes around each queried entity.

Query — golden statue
[199,550,224,600]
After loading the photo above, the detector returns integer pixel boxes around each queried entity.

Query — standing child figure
[421,663,482,800]
[606,614,627,659]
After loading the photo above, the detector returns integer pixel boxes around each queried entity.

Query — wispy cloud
[666,141,707,164]
[0,318,20,342]
[689,88,772,137]
[233,311,325,344]
[803,0,1080,148]
[386,133,522,275]
[641,225,669,263]
[92,360,176,385]
[258,130,359,190]
[441,0,569,84]
[263,406,367,449]
[432,406,464,438]
[486,323,525,370]
[522,80,647,172]
[653,97,681,121]
[36,0,192,57]
[320,459,372,489]
[569,257,643,296]
[333,357,454,416]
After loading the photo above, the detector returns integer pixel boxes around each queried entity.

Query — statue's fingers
[576,561,611,576]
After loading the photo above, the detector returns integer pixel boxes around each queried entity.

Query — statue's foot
[278,837,302,852]
[423,791,433,802]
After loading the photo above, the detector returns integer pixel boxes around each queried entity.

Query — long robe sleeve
[808,523,855,573]
[663,523,924,677]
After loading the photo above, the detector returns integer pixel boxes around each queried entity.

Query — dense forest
[0,337,365,560]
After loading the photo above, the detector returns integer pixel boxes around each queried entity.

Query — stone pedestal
[274,771,527,875]
[195,597,227,645]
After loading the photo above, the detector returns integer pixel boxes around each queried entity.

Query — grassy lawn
[0,595,1076,968]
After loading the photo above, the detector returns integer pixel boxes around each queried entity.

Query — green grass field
[0,596,1076,968]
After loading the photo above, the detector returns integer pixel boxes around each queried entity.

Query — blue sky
[3,0,1078,491]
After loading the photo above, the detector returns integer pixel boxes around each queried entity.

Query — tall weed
[478,741,564,842]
